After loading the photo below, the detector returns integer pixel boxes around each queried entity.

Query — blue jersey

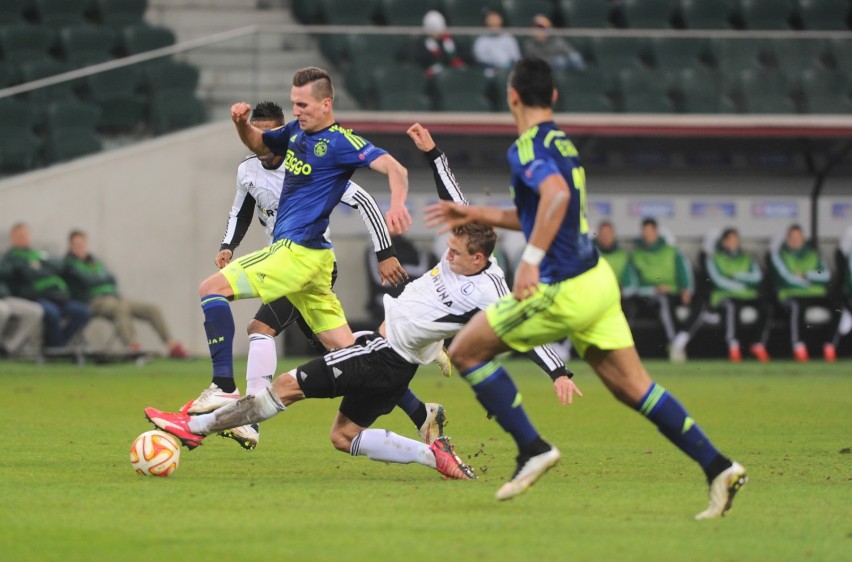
[262,120,387,248]
[507,121,598,283]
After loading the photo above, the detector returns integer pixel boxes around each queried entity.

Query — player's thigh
[296,333,417,398]
[220,241,323,303]
[448,310,510,364]
[287,287,348,335]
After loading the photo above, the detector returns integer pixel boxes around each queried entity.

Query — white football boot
[496,445,561,501]
[186,383,241,414]
[695,461,748,520]
[418,403,447,444]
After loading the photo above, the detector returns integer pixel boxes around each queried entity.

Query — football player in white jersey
[146,124,577,481]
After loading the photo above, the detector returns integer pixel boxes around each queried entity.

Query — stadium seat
[17,58,77,112]
[375,90,432,111]
[31,0,89,28]
[678,0,734,28]
[142,60,199,94]
[738,0,794,29]
[554,69,615,112]
[443,0,496,26]
[557,0,612,28]
[291,0,323,24]
[378,0,437,26]
[676,66,730,112]
[373,63,427,98]
[120,23,176,55]
[58,24,118,67]
[91,0,148,29]
[346,34,407,65]
[649,37,710,72]
[710,38,768,75]
[85,65,146,130]
[344,57,382,106]
[737,67,796,113]
[622,0,675,29]
[432,68,493,111]
[769,38,828,75]
[0,62,15,87]
[318,0,376,25]
[501,0,556,27]
[589,37,650,75]
[0,0,29,25]
[617,67,675,112]
[796,0,850,30]
[826,37,852,70]
[0,24,55,64]
[148,89,205,134]
[318,34,349,66]
[799,67,852,113]
[43,99,103,163]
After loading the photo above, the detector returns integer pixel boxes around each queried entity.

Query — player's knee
[329,428,352,453]
[447,341,474,371]
[247,319,276,336]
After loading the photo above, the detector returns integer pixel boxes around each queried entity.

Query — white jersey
[222,155,392,255]
[384,255,509,365]
[382,146,568,379]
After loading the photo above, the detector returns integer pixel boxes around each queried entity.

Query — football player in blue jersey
[426,58,747,518]
[193,67,412,420]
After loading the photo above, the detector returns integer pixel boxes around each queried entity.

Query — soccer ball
[130,430,181,477]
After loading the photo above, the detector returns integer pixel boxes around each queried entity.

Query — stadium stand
[84,65,147,131]
[0,0,29,26]
[796,0,851,30]
[0,97,41,171]
[502,0,557,27]
[43,99,103,163]
[57,24,118,67]
[738,0,795,29]
[622,0,676,29]
[89,0,148,29]
[31,0,89,29]
[0,24,54,64]
[557,0,613,28]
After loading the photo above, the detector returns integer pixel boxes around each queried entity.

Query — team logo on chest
[314,141,328,157]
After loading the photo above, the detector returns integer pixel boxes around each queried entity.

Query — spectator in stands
[416,10,466,78]
[1,223,90,349]
[769,224,837,362]
[62,230,187,358]
[0,265,44,357]
[366,234,435,322]
[473,9,521,77]
[630,218,698,362]
[523,14,585,72]
[594,221,637,296]
[704,227,772,362]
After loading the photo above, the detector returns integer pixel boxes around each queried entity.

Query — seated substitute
[594,221,638,298]
[704,227,772,362]
[1,223,90,349]
[0,269,44,357]
[769,223,838,362]
[630,218,699,362]
[62,230,188,358]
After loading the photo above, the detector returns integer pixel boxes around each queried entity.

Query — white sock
[188,387,285,434]
[672,331,689,349]
[349,428,435,468]
[246,333,277,395]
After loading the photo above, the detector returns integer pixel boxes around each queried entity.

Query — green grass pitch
[0,357,849,562]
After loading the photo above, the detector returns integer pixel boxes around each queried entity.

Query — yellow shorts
[486,259,634,358]
[220,240,347,334]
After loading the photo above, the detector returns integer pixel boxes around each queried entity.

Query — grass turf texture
[0,358,849,562]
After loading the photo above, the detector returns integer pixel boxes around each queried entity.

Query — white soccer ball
[130,430,181,477]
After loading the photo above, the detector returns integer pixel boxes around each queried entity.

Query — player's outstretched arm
[407,123,469,205]
[424,201,521,233]
[341,181,409,287]
[231,102,272,157]
[369,153,412,235]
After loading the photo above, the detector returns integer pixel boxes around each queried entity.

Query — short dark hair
[788,223,803,235]
[68,229,86,242]
[251,101,284,123]
[293,67,334,101]
[453,223,497,257]
[641,218,658,229]
[721,227,738,240]
[508,58,554,109]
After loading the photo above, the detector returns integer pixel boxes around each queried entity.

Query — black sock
[704,454,733,483]
[410,403,427,429]
[213,376,237,393]
[519,437,551,458]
